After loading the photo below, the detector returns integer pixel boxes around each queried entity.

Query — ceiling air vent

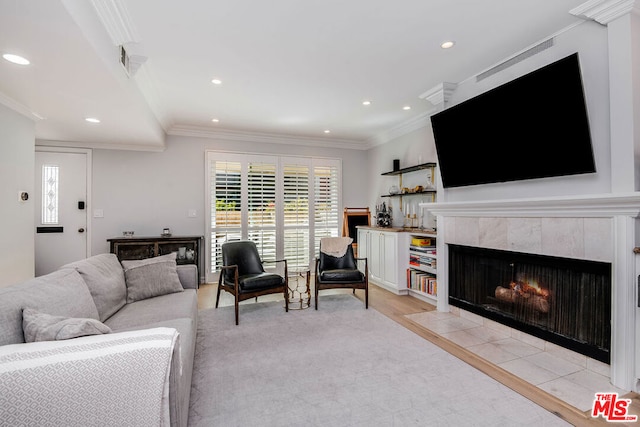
[119,45,147,77]
[476,38,554,82]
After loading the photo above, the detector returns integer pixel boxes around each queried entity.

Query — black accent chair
[216,240,289,325]
[315,241,368,309]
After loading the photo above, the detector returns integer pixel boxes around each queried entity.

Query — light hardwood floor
[197,282,640,426]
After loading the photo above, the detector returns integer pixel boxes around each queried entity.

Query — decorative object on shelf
[375,202,392,227]
[380,162,437,199]
[162,227,172,237]
[186,248,195,261]
[393,159,400,171]
[122,231,134,238]
[177,247,187,260]
[388,185,400,195]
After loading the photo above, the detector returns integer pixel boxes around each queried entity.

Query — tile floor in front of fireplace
[405,308,628,412]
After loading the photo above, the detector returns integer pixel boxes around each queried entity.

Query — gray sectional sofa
[0,253,198,427]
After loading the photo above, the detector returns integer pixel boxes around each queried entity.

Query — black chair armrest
[261,259,288,283]
[218,264,239,286]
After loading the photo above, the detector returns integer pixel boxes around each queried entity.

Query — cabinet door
[381,233,397,285]
[113,242,154,260]
[357,229,369,273]
[369,231,382,280]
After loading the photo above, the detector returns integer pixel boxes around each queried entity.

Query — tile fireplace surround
[423,193,640,391]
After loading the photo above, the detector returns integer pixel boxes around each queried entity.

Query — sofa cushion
[62,253,127,321]
[0,269,99,346]
[104,289,197,332]
[121,253,184,303]
[22,308,111,342]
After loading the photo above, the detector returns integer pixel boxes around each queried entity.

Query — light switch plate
[188,209,197,218]
[93,209,104,218]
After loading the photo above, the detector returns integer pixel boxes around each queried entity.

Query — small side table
[287,267,311,310]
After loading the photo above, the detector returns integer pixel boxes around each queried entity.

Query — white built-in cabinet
[358,227,399,292]
[357,227,438,306]
[357,162,440,306]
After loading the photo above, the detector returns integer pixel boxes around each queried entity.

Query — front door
[34,149,89,276]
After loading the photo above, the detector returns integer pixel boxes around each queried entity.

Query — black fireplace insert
[448,244,611,363]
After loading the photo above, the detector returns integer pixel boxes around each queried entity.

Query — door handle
[78,228,85,233]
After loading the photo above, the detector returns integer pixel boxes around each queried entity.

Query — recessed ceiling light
[324,130,331,134]
[441,41,455,49]
[211,118,220,123]
[2,53,30,65]
[362,100,371,106]
[403,106,411,110]
[211,78,222,85]
[85,117,100,124]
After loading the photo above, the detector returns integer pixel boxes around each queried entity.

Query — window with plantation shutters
[313,162,340,256]
[209,159,242,274]
[283,163,310,269]
[247,162,277,262]
[206,152,341,282]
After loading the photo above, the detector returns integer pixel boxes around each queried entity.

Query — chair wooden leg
[315,285,319,310]
[284,287,289,312]
[234,292,240,325]
[365,285,369,309]
[215,284,222,308]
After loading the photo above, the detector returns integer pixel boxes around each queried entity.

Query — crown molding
[168,125,369,150]
[36,138,166,152]
[0,92,44,122]
[366,110,435,148]
[90,0,139,45]
[570,0,639,24]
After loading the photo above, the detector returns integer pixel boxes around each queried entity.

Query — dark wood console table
[108,235,203,267]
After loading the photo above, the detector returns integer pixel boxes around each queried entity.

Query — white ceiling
[0,0,589,151]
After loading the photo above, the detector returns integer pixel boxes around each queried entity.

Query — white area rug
[188,294,569,426]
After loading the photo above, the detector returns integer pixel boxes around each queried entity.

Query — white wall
[365,20,612,226]
[91,134,369,257]
[442,20,611,202]
[367,125,438,228]
[368,21,608,214]
[0,104,35,286]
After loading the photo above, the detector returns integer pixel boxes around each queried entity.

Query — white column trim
[570,0,640,25]
[419,82,458,108]
[611,215,637,390]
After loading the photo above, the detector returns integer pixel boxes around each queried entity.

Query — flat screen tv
[430,53,595,188]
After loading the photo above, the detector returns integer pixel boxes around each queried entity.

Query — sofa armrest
[177,264,199,289]
[0,328,178,426]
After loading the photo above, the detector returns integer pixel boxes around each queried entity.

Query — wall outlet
[93,209,104,218]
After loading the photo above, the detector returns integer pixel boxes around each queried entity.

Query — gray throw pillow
[121,252,184,303]
[22,308,112,343]
[62,253,127,322]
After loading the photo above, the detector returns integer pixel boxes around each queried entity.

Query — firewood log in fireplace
[494,286,550,313]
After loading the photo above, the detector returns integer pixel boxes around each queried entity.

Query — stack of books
[406,269,437,296]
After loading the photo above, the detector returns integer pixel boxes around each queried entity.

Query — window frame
[205,151,342,282]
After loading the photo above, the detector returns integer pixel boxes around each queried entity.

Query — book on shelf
[406,268,437,296]
[409,245,436,255]
[409,254,436,269]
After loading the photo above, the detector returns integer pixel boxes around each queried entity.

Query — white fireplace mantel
[421,192,640,391]
[422,192,640,218]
